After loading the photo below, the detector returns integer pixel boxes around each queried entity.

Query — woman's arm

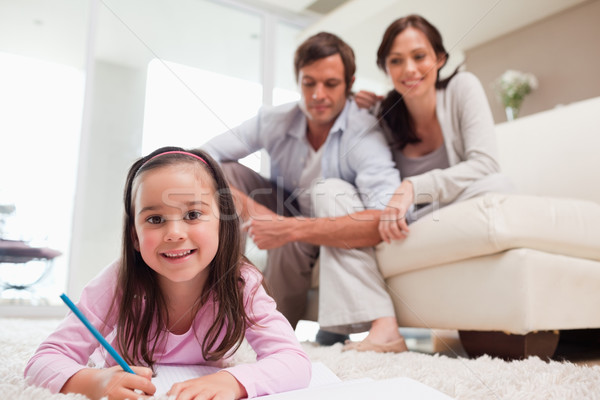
[407,72,501,205]
[378,180,412,243]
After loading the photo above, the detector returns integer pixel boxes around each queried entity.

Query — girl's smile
[161,248,197,263]
[162,249,196,259]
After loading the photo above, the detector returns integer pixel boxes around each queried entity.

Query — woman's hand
[61,366,155,400]
[167,370,247,400]
[379,181,413,243]
[354,90,383,111]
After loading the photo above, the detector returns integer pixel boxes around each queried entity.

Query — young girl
[25,147,311,400]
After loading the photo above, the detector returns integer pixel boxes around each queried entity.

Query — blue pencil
[60,293,135,374]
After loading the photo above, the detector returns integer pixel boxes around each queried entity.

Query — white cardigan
[382,71,501,205]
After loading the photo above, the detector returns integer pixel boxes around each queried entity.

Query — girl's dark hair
[376,15,460,150]
[112,146,253,367]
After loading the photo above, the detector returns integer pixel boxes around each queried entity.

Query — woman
[356,14,512,241]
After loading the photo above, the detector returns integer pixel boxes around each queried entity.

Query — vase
[505,106,519,121]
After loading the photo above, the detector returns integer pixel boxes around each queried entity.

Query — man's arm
[230,185,382,249]
[244,211,382,250]
[290,211,383,248]
[201,112,263,164]
[230,186,274,221]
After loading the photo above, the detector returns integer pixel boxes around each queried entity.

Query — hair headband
[142,150,209,168]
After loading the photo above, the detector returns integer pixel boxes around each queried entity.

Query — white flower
[495,69,538,109]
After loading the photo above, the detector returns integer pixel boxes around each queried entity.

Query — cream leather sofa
[306,96,600,359]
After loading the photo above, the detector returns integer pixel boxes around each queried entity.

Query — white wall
[464,0,600,122]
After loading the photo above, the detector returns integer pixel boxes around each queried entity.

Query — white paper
[306,361,342,387]
[152,364,220,395]
[152,362,452,400]
[152,361,340,396]
[256,377,455,400]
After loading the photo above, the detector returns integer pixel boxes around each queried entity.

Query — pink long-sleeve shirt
[24,260,311,398]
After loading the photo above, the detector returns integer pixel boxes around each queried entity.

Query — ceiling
[0,0,590,87]
[291,0,590,86]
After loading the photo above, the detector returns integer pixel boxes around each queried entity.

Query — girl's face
[132,164,220,290]
[385,27,445,102]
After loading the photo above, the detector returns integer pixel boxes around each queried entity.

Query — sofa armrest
[376,193,600,277]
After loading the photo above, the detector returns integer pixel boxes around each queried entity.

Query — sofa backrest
[495,96,600,204]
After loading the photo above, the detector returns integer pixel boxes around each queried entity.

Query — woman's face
[385,27,445,102]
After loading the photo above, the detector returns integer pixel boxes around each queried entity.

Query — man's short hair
[294,32,356,95]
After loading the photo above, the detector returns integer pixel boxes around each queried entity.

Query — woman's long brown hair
[110,146,254,368]
[376,14,460,150]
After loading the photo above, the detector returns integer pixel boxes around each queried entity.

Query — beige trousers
[312,179,396,334]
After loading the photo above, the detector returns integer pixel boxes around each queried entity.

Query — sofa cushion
[386,248,600,334]
[376,193,600,277]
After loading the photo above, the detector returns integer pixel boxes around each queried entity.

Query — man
[202,32,406,352]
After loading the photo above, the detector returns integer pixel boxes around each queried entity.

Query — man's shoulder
[254,101,305,141]
[344,99,380,134]
[339,100,389,161]
[258,101,302,122]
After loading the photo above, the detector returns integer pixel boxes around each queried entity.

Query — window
[142,60,263,171]
[273,22,302,106]
[0,52,84,304]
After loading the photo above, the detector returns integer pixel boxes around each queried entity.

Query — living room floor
[295,321,600,367]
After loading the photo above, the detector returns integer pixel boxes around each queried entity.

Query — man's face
[298,54,351,130]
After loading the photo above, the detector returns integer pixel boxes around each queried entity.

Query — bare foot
[343,337,408,353]
[363,316,403,343]
[342,316,408,353]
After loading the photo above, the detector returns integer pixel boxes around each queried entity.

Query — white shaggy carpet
[2,318,600,400]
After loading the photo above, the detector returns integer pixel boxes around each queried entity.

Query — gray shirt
[394,141,450,179]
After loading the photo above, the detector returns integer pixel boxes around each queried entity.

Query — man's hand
[243,212,299,250]
[379,181,413,243]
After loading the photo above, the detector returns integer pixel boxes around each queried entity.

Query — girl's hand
[167,371,247,400]
[61,365,155,400]
[379,181,413,243]
[354,90,383,111]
